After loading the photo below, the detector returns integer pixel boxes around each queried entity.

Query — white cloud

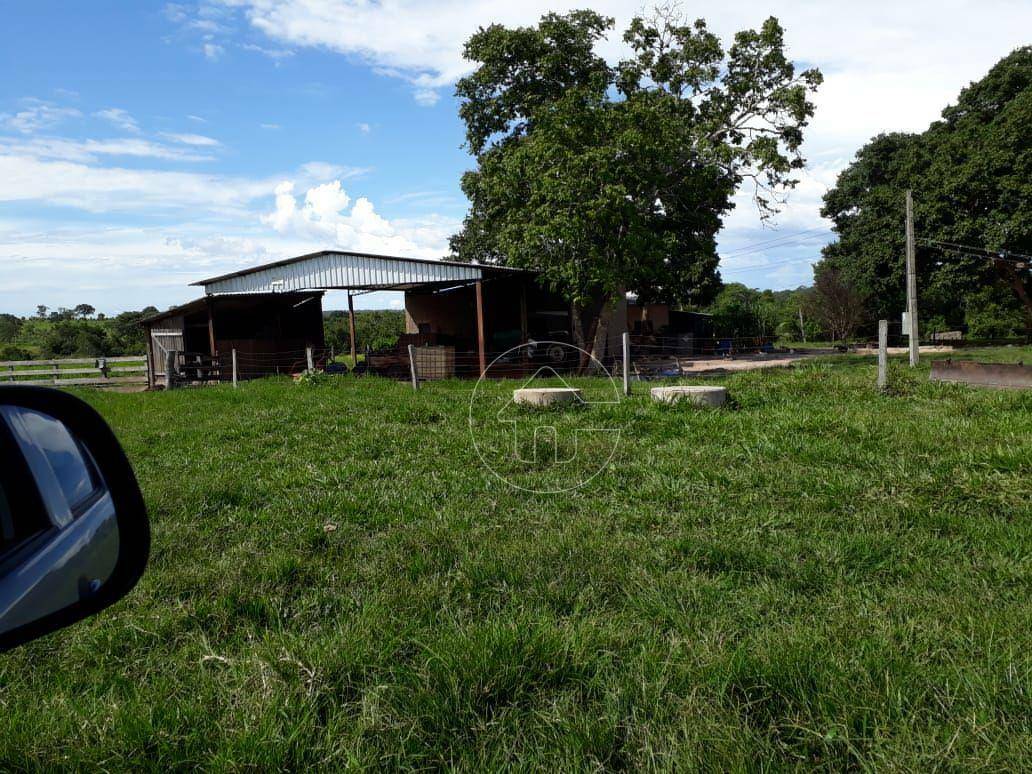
[261,178,452,258]
[412,88,439,107]
[203,41,224,60]
[0,153,273,213]
[159,132,221,146]
[229,0,1031,125]
[94,107,140,133]
[260,122,281,130]
[241,42,294,61]
[356,122,371,134]
[0,147,368,215]
[2,100,82,134]
[187,114,207,123]
[0,136,216,163]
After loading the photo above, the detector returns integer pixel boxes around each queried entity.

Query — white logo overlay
[468,341,623,494]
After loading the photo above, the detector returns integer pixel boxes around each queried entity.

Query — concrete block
[513,387,583,407]
[650,385,727,407]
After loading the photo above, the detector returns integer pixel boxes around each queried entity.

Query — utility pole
[905,190,919,367]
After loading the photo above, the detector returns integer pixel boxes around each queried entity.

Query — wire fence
[161,327,1029,390]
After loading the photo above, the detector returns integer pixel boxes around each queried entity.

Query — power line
[720,256,816,275]
[719,232,831,261]
[719,226,831,257]
[920,238,1031,266]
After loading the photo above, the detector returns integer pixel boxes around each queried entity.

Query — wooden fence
[1,355,149,388]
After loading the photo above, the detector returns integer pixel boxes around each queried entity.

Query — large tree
[451,9,821,359]
[819,46,1032,334]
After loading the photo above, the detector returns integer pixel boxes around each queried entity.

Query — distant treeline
[0,306,156,361]
[0,305,408,361]
[323,309,406,354]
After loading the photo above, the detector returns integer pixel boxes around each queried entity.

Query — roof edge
[191,249,534,288]
[139,291,324,325]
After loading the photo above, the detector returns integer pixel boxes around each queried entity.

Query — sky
[1,1,1029,316]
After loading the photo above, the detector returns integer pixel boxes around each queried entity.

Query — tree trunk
[568,290,625,373]
[587,290,622,371]
[1000,264,1032,333]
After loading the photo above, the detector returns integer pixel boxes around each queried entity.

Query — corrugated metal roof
[193,250,531,295]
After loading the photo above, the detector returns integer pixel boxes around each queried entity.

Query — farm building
[141,292,325,387]
[143,250,714,385]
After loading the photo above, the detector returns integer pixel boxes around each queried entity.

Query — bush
[42,321,110,357]
[0,344,31,361]
[964,286,1026,339]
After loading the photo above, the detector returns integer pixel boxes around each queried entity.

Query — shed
[192,251,558,377]
[140,292,324,387]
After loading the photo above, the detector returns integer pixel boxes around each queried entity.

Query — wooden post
[878,319,888,390]
[474,279,486,377]
[622,332,631,396]
[232,348,238,388]
[347,293,358,365]
[206,299,216,357]
[145,334,155,389]
[165,350,176,391]
[306,346,314,372]
[407,344,419,390]
[905,190,919,367]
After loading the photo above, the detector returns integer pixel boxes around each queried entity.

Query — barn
[142,249,711,386]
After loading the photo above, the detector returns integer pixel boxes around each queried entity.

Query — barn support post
[206,299,216,357]
[306,346,314,372]
[232,349,238,388]
[347,293,358,365]
[475,280,486,377]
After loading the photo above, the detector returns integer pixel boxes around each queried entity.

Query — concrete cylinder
[513,387,582,407]
[650,385,727,407]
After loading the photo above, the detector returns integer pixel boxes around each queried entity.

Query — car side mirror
[0,386,149,651]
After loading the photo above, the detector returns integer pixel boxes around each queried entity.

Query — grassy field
[0,350,1029,770]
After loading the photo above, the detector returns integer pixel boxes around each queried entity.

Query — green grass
[0,350,1029,770]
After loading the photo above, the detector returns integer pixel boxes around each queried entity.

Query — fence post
[407,344,419,390]
[165,350,176,391]
[306,346,314,372]
[232,349,238,388]
[622,332,630,396]
[878,319,888,390]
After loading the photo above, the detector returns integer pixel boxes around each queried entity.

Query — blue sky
[1,1,1028,315]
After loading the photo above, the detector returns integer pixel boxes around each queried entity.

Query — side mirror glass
[0,387,149,651]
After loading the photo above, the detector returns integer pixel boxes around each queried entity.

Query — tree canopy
[819,46,1032,336]
[451,8,821,356]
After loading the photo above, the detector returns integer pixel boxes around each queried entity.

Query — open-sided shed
[192,250,564,377]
